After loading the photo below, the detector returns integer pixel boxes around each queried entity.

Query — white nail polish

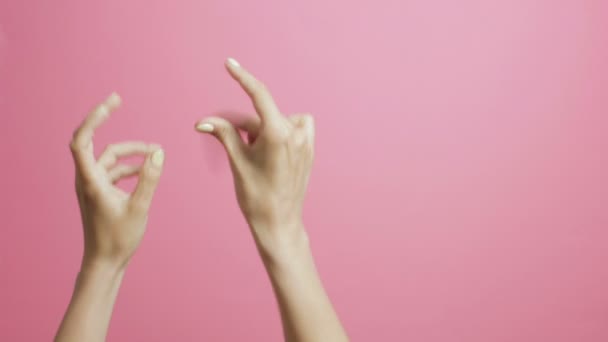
[151,149,165,167]
[106,92,122,108]
[226,57,240,67]
[196,123,214,133]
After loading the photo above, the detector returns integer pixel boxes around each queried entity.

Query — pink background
[1,0,607,341]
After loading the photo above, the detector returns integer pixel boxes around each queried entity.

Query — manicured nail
[106,92,122,107]
[196,123,214,133]
[226,57,240,67]
[151,149,165,167]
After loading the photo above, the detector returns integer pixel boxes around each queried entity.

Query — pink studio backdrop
[1,0,607,341]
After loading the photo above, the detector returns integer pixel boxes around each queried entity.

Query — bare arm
[261,225,348,342]
[55,260,125,342]
[195,58,349,342]
[55,93,164,342]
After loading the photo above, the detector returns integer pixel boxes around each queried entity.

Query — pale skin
[55,93,165,342]
[55,58,349,342]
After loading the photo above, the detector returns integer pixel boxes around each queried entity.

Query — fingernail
[106,92,122,108]
[196,123,214,133]
[151,149,165,167]
[226,57,240,67]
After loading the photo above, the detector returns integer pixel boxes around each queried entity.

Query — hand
[195,60,348,342]
[70,93,165,269]
[195,58,315,259]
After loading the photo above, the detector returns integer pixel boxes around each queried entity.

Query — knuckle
[254,80,268,93]
[266,130,288,144]
[142,168,161,184]
[288,115,301,126]
[69,139,83,153]
[290,130,311,150]
[214,123,229,136]
[303,114,314,125]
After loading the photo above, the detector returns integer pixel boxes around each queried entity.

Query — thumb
[130,147,164,212]
[195,117,245,162]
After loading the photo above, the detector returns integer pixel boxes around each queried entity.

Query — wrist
[80,255,127,277]
[251,220,312,268]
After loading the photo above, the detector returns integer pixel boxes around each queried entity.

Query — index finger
[224,58,283,126]
[70,92,122,181]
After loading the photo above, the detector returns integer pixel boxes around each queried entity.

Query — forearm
[256,225,349,342]
[55,258,125,342]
